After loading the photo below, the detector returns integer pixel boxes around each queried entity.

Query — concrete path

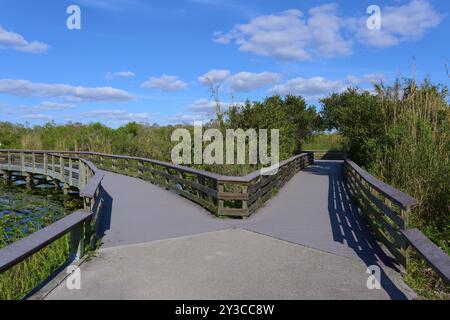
[41,161,416,300]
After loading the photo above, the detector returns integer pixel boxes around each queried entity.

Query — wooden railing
[306,150,347,160]
[0,150,104,274]
[344,159,450,285]
[50,150,314,217]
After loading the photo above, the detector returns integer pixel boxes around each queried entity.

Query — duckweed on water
[0,180,83,300]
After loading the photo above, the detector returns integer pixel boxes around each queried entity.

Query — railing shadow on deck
[94,186,113,242]
[305,160,408,299]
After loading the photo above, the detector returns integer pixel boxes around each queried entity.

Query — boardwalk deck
[39,161,416,300]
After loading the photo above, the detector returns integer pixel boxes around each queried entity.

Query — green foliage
[321,78,450,298]
[227,95,319,157]
[0,183,83,300]
[303,133,349,151]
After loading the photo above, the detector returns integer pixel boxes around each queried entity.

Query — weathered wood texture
[306,150,347,160]
[0,150,104,275]
[344,158,449,285]
[402,229,450,285]
[45,150,314,217]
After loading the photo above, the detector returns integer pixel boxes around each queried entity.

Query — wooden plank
[345,160,418,208]
[345,168,405,229]
[347,174,407,248]
[402,229,450,285]
[218,208,249,217]
[0,210,93,273]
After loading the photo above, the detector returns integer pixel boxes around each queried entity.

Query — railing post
[20,152,25,172]
[69,223,85,261]
[401,206,411,271]
[69,158,73,186]
[242,185,249,214]
[79,160,86,190]
[7,151,11,170]
[43,153,48,175]
[32,152,36,173]
[59,156,65,183]
[218,182,224,216]
[51,155,55,178]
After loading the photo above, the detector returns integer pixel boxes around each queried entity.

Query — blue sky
[0,0,449,127]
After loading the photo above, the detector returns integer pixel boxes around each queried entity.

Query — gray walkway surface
[40,161,416,300]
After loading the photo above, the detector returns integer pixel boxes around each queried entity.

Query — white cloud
[226,71,280,92]
[349,0,443,48]
[214,5,352,61]
[33,101,76,111]
[68,109,150,124]
[199,69,279,92]
[269,73,387,97]
[141,75,187,91]
[346,73,386,85]
[105,71,136,80]
[187,99,218,115]
[215,1,443,60]
[198,69,231,84]
[0,79,132,102]
[20,114,54,122]
[0,26,49,53]
[165,113,213,124]
[269,77,345,96]
[183,99,237,123]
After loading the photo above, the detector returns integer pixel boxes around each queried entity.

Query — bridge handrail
[345,159,418,208]
[344,158,449,285]
[0,210,93,273]
[0,150,105,278]
[0,149,313,217]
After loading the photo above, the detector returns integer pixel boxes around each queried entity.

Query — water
[0,181,83,248]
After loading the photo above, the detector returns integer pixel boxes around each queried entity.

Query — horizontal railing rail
[1,149,313,217]
[344,158,450,285]
[0,150,104,278]
[0,210,93,274]
[305,150,347,160]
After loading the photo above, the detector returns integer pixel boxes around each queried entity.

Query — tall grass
[303,133,348,151]
[371,80,449,299]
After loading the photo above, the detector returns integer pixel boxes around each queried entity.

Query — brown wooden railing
[0,150,104,274]
[0,149,313,219]
[344,158,450,285]
[306,150,347,160]
[52,150,314,217]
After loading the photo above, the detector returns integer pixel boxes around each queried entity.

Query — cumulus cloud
[105,71,136,80]
[349,0,443,48]
[186,99,236,115]
[34,101,76,111]
[0,26,49,53]
[214,5,352,61]
[199,69,279,92]
[269,73,387,97]
[68,109,151,124]
[215,1,443,61]
[226,72,280,92]
[198,69,231,84]
[270,77,345,96]
[0,79,133,102]
[346,73,386,85]
[20,114,54,122]
[141,75,187,91]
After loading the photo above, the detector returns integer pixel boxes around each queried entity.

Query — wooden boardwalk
[38,161,416,300]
